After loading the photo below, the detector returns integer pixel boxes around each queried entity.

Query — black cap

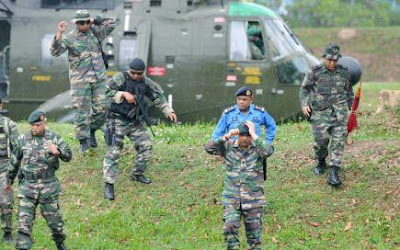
[235,86,252,97]
[129,58,146,71]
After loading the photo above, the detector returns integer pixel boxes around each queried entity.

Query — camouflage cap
[28,110,46,124]
[71,9,91,23]
[238,122,250,135]
[235,86,252,97]
[323,43,342,60]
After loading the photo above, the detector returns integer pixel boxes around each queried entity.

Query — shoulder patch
[224,105,236,114]
[254,105,265,112]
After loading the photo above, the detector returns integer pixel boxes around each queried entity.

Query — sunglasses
[129,70,144,76]
[76,20,91,25]
[327,59,338,62]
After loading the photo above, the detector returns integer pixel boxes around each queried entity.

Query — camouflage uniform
[205,136,273,249]
[103,72,174,184]
[9,130,72,249]
[0,115,18,237]
[50,18,116,140]
[300,61,354,169]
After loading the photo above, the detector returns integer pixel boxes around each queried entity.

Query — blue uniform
[212,104,277,144]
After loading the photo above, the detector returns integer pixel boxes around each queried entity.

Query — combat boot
[56,241,67,250]
[313,159,326,175]
[131,174,151,184]
[79,139,89,153]
[328,166,342,186]
[104,183,115,200]
[3,231,12,243]
[89,129,98,148]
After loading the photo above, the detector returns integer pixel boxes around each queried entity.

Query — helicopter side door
[227,18,278,118]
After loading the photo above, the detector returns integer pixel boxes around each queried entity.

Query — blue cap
[27,110,45,124]
[129,58,146,71]
[235,86,252,96]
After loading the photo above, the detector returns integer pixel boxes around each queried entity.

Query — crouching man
[205,121,274,249]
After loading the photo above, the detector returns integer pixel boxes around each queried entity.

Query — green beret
[323,43,342,60]
[28,110,46,124]
[238,122,250,135]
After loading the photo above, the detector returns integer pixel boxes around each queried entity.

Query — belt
[23,171,55,181]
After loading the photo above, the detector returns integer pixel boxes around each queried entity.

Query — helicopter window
[275,56,308,85]
[118,38,137,70]
[264,19,297,60]
[41,34,68,69]
[41,0,116,9]
[229,21,250,61]
[246,22,265,61]
[229,21,266,61]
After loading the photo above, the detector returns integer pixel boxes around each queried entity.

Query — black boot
[3,231,12,243]
[89,129,98,148]
[79,139,89,153]
[56,242,67,250]
[328,166,342,186]
[104,183,115,200]
[131,174,151,184]
[313,159,326,175]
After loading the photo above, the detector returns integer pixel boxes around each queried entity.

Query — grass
[1,82,399,249]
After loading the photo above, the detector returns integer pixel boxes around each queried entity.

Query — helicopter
[0,0,361,123]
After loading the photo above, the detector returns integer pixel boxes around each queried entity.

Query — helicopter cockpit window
[118,38,137,70]
[41,0,116,9]
[264,19,297,61]
[275,56,308,85]
[41,34,68,69]
[229,21,265,61]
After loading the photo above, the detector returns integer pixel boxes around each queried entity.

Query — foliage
[1,83,399,249]
[278,0,396,27]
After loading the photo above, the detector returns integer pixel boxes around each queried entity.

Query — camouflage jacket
[0,115,19,172]
[9,130,72,198]
[50,19,116,86]
[205,137,273,210]
[300,64,354,112]
[106,73,174,118]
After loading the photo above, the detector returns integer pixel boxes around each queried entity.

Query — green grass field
[1,83,399,249]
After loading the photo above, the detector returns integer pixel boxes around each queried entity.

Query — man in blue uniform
[212,86,276,144]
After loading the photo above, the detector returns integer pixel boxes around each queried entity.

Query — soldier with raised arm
[205,121,274,249]
[51,9,116,153]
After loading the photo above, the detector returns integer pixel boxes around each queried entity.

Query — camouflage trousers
[16,192,65,249]
[311,109,348,167]
[223,206,263,250]
[103,118,153,184]
[70,80,107,140]
[0,170,13,233]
